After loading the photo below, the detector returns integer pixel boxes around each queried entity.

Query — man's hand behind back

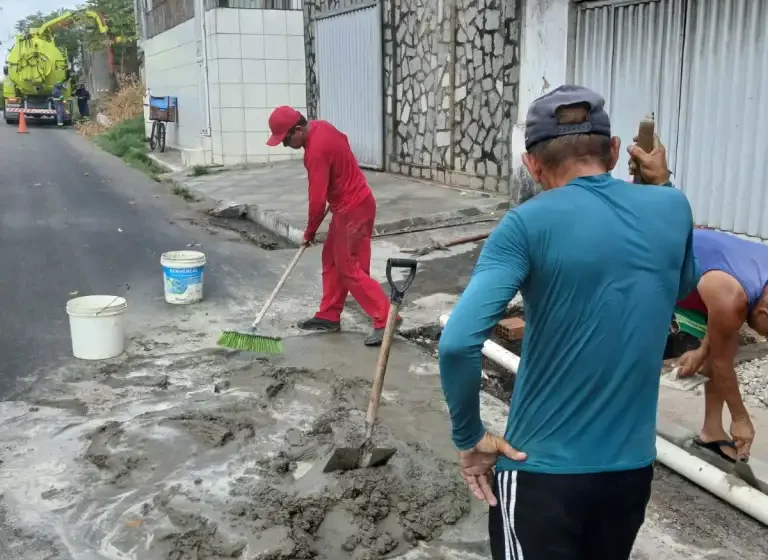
[459,432,527,506]
[627,134,670,185]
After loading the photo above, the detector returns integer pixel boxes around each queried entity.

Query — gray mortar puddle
[0,341,479,560]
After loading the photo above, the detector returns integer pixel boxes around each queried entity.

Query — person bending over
[673,228,761,461]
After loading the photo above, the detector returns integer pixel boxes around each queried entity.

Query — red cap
[266,106,302,146]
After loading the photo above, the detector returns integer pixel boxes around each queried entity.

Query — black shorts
[489,466,653,560]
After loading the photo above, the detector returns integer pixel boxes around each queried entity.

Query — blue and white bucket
[161,250,206,305]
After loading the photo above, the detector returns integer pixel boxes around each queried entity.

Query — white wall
[205,8,307,166]
[510,0,574,172]
[142,18,204,154]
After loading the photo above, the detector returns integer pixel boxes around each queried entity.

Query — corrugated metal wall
[574,0,685,182]
[676,0,768,238]
[575,0,768,237]
[315,5,384,169]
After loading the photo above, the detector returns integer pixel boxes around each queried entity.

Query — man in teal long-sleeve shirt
[438,86,699,560]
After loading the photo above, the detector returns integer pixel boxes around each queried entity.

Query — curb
[148,153,185,174]
[244,203,507,247]
[244,205,306,246]
[240,202,508,247]
[158,167,509,247]
[161,180,510,247]
[372,201,509,236]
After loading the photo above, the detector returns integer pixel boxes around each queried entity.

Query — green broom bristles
[217,330,283,354]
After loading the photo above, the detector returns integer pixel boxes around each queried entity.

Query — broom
[218,208,329,354]
[217,244,309,354]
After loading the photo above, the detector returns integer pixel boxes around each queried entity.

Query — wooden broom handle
[251,207,330,328]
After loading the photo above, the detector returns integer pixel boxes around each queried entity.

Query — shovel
[323,257,418,473]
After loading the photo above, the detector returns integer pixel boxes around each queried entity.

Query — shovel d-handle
[386,258,418,305]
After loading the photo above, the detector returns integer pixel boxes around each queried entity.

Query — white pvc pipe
[655,437,768,525]
[198,0,213,138]
[439,314,520,372]
[438,312,768,526]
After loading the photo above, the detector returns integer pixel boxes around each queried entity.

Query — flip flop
[692,437,736,464]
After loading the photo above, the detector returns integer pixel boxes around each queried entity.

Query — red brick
[495,317,525,341]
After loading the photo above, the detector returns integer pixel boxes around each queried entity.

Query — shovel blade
[322,447,397,473]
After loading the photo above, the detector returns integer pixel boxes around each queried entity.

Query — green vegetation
[94,117,162,177]
[191,165,210,177]
[171,184,198,202]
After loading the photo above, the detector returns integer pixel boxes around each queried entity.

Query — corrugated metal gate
[676,0,768,238]
[574,0,685,183]
[575,0,768,238]
[315,4,384,169]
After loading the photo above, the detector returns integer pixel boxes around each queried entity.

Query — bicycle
[149,119,166,152]
[148,95,177,153]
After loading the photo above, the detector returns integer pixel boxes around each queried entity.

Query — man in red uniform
[266,106,398,346]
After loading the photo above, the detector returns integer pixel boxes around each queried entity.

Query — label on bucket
[163,265,204,304]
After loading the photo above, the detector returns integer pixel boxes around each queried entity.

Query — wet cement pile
[226,437,470,559]
[218,366,470,559]
[75,361,471,559]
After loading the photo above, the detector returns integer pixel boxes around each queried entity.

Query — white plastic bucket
[161,250,207,305]
[66,295,128,360]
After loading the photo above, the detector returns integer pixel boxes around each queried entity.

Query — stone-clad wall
[388,0,454,174]
[453,0,519,191]
[304,0,521,195]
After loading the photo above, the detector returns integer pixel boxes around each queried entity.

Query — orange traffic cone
[17,112,28,134]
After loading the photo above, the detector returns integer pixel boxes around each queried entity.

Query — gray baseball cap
[525,85,611,150]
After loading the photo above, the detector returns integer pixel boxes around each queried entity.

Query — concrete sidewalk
[149,151,508,245]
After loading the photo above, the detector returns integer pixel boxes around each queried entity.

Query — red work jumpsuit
[303,121,390,328]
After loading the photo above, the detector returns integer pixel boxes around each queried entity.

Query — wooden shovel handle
[364,302,401,429]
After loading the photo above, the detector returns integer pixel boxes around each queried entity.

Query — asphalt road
[0,121,278,396]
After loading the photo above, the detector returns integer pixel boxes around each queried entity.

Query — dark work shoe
[297,316,341,332]
[364,317,403,347]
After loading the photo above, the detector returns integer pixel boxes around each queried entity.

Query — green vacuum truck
[2,9,114,126]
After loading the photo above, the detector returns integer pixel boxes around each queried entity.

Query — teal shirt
[438,174,700,474]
